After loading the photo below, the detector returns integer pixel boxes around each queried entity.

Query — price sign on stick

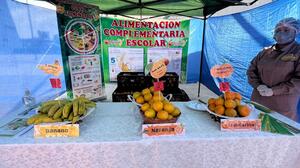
[210,63,234,92]
[150,59,167,79]
[210,63,234,78]
[219,82,230,92]
[150,59,168,91]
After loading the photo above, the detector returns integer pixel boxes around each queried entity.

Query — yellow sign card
[38,60,63,76]
[34,124,79,138]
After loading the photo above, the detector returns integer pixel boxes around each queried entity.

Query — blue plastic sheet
[0,0,65,117]
[203,0,300,120]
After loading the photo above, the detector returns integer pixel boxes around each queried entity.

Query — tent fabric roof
[73,0,248,19]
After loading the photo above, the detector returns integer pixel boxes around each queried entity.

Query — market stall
[1,0,300,168]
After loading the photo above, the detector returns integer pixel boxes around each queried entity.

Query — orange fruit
[163,99,170,104]
[164,103,175,113]
[215,105,225,115]
[144,93,152,102]
[225,108,237,117]
[171,107,181,117]
[150,86,155,93]
[148,99,154,105]
[141,103,150,112]
[224,100,237,109]
[142,88,151,95]
[152,95,164,102]
[152,101,164,111]
[208,104,216,112]
[234,99,241,106]
[224,91,235,100]
[135,96,144,104]
[215,97,224,106]
[133,92,141,99]
[144,109,156,118]
[153,91,162,96]
[157,111,169,120]
[208,98,216,105]
[237,105,251,117]
[235,92,242,100]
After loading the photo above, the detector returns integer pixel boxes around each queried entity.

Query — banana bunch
[27,97,96,125]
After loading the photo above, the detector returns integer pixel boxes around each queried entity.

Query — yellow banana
[72,116,80,124]
[78,100,86,115]
[53,107,63,119]
[68,112,74,121]
[73,100,79,117]
[48,104,61,117]
[62,102,73,119]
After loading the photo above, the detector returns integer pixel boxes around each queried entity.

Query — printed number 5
[111,57,116,63]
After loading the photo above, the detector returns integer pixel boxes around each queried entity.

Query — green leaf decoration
[245,100,272,113]
[260,113,297,135]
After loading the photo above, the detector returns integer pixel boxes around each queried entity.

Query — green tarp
[50,0,248,18]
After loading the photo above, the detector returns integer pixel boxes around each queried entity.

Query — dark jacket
[247,41,300,120]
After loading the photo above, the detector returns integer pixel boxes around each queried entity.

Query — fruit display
[27,97,96,125]
[131,86,181,124]
[207,91,251,118]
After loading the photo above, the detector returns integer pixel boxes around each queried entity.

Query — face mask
[273,31,296,44]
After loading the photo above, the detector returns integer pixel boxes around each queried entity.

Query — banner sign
[54,0,105,100]
[100,17,190,82]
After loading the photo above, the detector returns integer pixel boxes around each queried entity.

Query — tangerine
[144,93,152,102]
[215,98,224,106]
[215,105,225,115]
[208,98,216,105]
[208,104,216,112]
[152,101,164,111]
[234,99,241,106]
[141,103,150,112]
[224,91,235,100]
[235,92,242,100]
[164,103,175,113]
[142,88,151,95]
[224,100,237,109]
[157,111,169,120]
[237,105,250,117]
[171,107,181,117]
[133,92,141,99]
[225,108,237,117]
[144,109,156,118]
[135,96,144,104]
[153,95,164,102]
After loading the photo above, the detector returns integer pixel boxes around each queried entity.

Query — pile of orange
[132,86,181,120]
[207,91,250,117]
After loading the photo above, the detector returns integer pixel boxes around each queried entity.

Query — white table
[0,102,299,168]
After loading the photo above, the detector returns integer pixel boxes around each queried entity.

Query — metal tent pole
[197,11,207,98]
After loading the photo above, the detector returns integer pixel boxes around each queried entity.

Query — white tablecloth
[0,102,300,168]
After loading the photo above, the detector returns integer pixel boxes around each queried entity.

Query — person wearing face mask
[247,17,300,121]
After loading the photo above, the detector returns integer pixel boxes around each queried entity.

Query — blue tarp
[191,0,300,121]
[0,0,65,117]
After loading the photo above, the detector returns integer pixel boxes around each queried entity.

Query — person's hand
[259,87,274,97]
[257,85,268,91]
